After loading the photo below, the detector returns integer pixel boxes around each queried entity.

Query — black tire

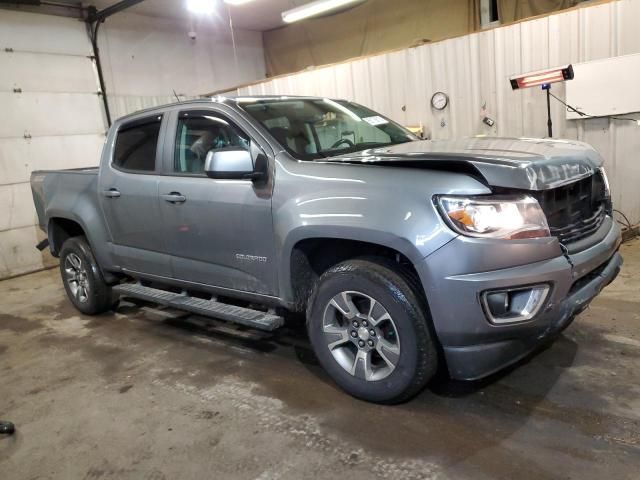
[306,258,438,404]
[59,236,116,315]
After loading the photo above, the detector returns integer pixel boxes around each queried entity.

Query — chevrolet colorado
[31,96,622,403]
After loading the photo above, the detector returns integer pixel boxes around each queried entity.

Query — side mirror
[204,147,265,181]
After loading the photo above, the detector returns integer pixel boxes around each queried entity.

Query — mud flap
[35,238,50,251]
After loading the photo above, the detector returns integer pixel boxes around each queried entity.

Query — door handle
[161,192,186,204]
[103,188,121,198]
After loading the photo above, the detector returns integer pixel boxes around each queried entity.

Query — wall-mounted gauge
[431,92,449,110]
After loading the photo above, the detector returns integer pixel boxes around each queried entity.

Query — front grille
[533,171,608,244]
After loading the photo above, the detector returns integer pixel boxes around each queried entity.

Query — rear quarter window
[113,115,162,172]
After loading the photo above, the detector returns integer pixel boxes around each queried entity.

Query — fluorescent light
[224,0,256,5]
[510,64,574,90]
[186,0,215,15]
[282,0,366,24]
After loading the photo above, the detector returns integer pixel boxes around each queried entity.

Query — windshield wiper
[355,142,388,149]
[356,140,412,149]
[316,140,411,159]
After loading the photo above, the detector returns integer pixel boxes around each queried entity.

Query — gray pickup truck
[31,96,622,403]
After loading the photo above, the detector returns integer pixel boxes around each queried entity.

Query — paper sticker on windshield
[363,116,388,126]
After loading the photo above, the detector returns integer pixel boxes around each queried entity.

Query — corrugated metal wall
[229,0,640,224]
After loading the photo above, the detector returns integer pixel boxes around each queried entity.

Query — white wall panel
[229,0,640,224]
[100,13,265,98]
[0,92,105,138]
[0,10,91,56]
[618,0,640,54]
[566,54,640,119]
[0,11,103,279]
[0,9,267,279]
[0,182,37,232]
[582,2,615,60]
[350,59,374,108]
[0,51,98,94]
[0,134,104,185]
[108,94,198,121]
[334,63,356,101]
[0,225,54,279]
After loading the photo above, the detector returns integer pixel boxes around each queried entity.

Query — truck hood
[326,137,603,191]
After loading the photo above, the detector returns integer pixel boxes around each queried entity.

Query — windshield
[238,98,417,160]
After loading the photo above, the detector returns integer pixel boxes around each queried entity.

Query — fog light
[482,285,550,324]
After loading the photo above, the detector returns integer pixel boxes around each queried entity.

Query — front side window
[113,115,162,172]
[239,98,417,160]
[174,112,250,174]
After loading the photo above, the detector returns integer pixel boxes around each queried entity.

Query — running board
[113,283,284,331]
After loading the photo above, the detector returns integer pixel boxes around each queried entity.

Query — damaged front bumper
[418,216,623,381]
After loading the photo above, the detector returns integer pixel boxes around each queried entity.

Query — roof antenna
[173,89,182,103]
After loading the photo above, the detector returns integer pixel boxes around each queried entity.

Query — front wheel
[59,236,116,315]
[306,258,438,404]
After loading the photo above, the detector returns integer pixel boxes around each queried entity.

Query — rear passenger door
[157,108,277,295]
[98,113,172,277]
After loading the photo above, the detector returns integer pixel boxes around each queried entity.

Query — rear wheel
[59,236,116,315]
[307,258,438,403]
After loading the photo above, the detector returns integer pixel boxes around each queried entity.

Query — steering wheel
[330,138,355,149]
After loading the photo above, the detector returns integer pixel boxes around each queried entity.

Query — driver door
[158,109,277,295]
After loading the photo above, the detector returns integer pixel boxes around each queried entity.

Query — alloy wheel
[322,291,400,381]
[64,253,89,303]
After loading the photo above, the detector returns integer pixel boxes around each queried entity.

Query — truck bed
[30,167,99,232]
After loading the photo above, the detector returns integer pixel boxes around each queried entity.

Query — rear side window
[113,115,162,172]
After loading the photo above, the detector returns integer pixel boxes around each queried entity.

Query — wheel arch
[282,229,428,313]
[47,216,87,256]
[47,214,118,284]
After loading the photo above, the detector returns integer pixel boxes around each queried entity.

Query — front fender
[272,157,490,303]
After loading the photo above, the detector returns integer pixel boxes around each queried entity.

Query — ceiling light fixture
[186,0,215,15]
[282,0,367,24]
[224,0,256,5]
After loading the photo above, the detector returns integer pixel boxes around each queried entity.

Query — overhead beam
[0,0,41,4]
[0,0,85,18]
[86,0,147,127]
[87,0,145,23]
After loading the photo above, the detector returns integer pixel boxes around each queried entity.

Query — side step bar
[113,283,284,332]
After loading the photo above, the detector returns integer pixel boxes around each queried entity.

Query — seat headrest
[269,127,289,145]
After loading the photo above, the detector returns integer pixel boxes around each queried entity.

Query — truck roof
[115,95,331,123]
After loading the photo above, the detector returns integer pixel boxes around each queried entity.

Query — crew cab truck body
[31,97,622,403]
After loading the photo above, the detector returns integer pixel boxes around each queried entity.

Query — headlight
[437,195,550,240]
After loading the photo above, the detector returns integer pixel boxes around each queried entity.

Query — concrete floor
[1,240,639,480]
